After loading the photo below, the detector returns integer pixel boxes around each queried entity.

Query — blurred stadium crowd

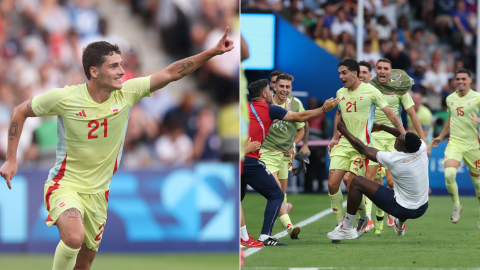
[0,0,239,168]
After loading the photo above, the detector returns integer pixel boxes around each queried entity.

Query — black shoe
[261,237,288,246]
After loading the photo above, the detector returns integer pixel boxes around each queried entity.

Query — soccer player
[407,93,433,144]
[0,28,234,270]
[270,70,283,94]
[327,118,428,240]
[432,68,480,226]
[327,59,406,231]
[242,79,339,246]
[259,73,308,237]
[366,58,429,232]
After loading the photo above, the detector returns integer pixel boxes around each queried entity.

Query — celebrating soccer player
[0,28,234,270]
[327,119,428,240]
[432,68,480,227]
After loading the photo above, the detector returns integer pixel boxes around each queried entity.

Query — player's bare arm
[337,118,379,162]
[432,116,450,148]
[244,137,261,154]
[149,27,234,92]
[283,97,339,122]
[328,109,342,155]
[372,123,401,137]
[0,99,38,189]
[405,106,431,157]
[381,105,406,134]
[300,123,310,154]
[286,127,305,156]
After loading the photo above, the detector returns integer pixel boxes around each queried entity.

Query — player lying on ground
[0,28,234,270]
[327,119,429,240]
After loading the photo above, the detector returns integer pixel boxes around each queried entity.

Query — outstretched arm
[337,118,379,162]
[149,27,234,93]
[406,106,431,157]
[432,116,450,148]
[283,97,340,122]
[382,105,406,134]
[0,99,37,189]
[372,123,401,137]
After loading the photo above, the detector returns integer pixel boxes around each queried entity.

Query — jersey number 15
[88,119,108,139]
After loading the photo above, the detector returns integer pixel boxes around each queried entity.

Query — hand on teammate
[371,123,382,132]
[336,117,347,135]
[244,137,261,154]
[323,97,341,112]
[431,136,442,148]
[212,27,234,55]
[284,147,294,157]
[471,113,480,124]
[0,160,17,189]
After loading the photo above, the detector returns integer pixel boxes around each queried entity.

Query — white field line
[244,201,347,257]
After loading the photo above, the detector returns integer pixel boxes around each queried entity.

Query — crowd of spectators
[0,0,240,169]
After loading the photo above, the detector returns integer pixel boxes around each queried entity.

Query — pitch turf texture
[242,194,480,269]
[0,253,238,270]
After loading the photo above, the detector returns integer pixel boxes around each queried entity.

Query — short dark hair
[359,61,372,72]
[338,58,360,78]
[404,132,422,153]
[456,68,471,78]
[248,79,269,99]
[82,41,121,80]
[275,73,294,83]
[377,58,392,68]
[270,70,283,81]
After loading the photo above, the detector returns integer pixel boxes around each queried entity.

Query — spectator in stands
[121,108,154,169]
[375,0,402,27]
[376,15,393,40]
[163,91,199,139]
[441,77,457,98]
[362,40,381,65]
[302,7,317,35]
[409,28,429,61]
[423,61,449,96]
[315,25,338,55]
[385,45,411,71]
[433,97,450,138]
[292,10,307,34]
[452,0,477,49]
[337,31,354,58]
[409,60,428,95]
[330,8,354,42]
[396,15,410,45]
[155,115,193,166]
[379,39,391,56]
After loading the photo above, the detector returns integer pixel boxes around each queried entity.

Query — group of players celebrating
[242,57,480,246]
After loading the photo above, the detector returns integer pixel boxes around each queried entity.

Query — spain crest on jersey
[359,94,364,101]
[391,93,395,97]
[468,100,471,106]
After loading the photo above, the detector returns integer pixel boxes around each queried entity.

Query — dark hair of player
[338,58,360,78]
[270,70,283,81]
[404,132,422,153]
[248,79,269,99]
[275,73,294,83]
[456,68,471,78]
[358,61,372,72]
[376,58,392,67]
[82,41,122,80]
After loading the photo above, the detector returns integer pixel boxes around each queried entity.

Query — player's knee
[327,180,339,192]
[444,167,457,182]
[350,176,361,189]
[63,231,85,249]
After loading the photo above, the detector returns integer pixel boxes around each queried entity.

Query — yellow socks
[445,167,460,207]
[279,214,292,228]
[284,193,288,204]
[376,207,385,218]
[357,195,367,217]
[471,175,480,204]
[365,195,372,216]
[52,240,80,270]
[329,189,344,222]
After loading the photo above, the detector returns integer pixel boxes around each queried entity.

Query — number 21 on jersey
[88,119,108,139]
[346,101,357,113]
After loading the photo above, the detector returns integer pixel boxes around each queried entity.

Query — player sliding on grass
[432,68,480,227]
[242,79,339,246]
[0,28,234,270]
[327,119,429,240]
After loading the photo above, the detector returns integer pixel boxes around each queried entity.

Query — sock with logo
[329,189,344,222]
[445,167,460,207]
[52,240,81,270]
[342,213,356,230]
[240,225,249,241]
[279,214,292,228]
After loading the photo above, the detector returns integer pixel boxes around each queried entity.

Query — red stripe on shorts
[45,155,67,211]
[105,190,109,203]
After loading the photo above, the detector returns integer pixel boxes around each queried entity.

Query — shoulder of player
[446,91,458,101]
[291,96,303,104]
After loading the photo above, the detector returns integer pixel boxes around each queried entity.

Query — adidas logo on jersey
[341,97,345,100]
[76,110,86,117]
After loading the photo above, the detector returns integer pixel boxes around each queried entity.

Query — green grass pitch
[242,193,480,269]
[0,253,239,270]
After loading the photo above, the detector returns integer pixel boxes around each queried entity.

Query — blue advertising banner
[0,163,239,253]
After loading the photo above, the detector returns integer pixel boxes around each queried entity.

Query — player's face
[99,52,125,91]
[359,66,372,83]
[275,79,292,101]
[376,62,392,83]
[456,73,471,92]
[394,133,406,152]
[263,85,274,104]
[338,66,356,88]
[270,76,278,92]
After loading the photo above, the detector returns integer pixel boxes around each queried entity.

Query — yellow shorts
[329,144,366,176]
[444,143,480,174]
[375,164,386,179]
[368,138,396,166]
[260,149,293,179]
[44,181,109,252]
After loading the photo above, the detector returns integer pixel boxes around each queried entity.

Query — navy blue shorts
[370,185,428,220]
[241,157,284,202]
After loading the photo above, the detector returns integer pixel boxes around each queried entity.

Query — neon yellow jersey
[32,76,152,193]
[373,92,414,140]
[337,83,388,151]
[273,96,305,130]
[407,105,433,142]
[446,89,480,150]
[240,63,249,160]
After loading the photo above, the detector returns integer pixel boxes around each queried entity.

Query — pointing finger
[222,26,230,40]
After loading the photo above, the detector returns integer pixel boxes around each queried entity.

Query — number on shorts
[353,158,364,169]
[94,223,105,241]
[475,159,480,170]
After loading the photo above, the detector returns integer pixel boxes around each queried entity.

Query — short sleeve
[376,151,392,169]
[32,88,69,116]
[400,93,415,110]
[294,99,306,129]
[119,76,152,106]
[268,105,288,121]
[370,86,388,109]
[446,96,451,114]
